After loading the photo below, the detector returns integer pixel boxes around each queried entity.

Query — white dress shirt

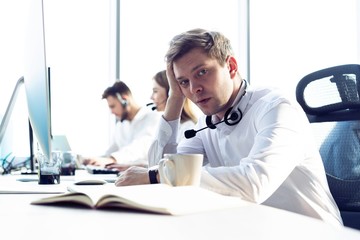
[148,83,343,226]
[105,107,161,165]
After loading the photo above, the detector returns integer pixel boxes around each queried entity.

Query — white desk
[1,172,360,240]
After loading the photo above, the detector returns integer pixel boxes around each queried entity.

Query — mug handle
[158,158,175,186]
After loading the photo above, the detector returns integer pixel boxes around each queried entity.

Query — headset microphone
[184,107,242,139]
[146,102,157,111]
[147,99,167,111]
[184,126,206,139]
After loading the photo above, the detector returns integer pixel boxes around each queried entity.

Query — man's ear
[227,56,238,77]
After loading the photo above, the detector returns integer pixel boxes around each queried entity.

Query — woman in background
[150,70,198,142]
[105,71,197,172]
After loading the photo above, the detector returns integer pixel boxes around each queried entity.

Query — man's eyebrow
[176,64,204,81]
[191,63,204,73]
[176,76,186,82]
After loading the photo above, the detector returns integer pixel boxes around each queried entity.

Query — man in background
[82,81,161,170]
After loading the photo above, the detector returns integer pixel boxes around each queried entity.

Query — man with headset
[113,29,342,226]
[82,81,161,170]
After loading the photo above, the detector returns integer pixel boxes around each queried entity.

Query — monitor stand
[21,121,37,175]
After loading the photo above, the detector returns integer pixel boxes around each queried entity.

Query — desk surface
[1,171,360,240]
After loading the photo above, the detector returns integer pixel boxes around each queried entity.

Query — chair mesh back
[296,64,360,211]
[296,64,360,118]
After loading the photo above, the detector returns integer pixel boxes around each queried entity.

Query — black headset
[184,80,247,139]
[184,107,243,139]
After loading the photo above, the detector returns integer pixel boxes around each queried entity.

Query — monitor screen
[23,0,52,163]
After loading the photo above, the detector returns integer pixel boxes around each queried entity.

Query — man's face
[106,95,124,119]
[173,48,234,117]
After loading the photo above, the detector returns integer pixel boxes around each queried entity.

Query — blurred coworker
[82,81,161,169]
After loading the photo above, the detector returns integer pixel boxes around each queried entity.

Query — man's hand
[115,166,150,186]
[163,64,186,121]
[166,64,184,100]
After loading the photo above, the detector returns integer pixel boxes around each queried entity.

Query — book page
[31,192,94,207]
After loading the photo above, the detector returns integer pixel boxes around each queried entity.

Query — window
[249,0,359,92]
[1,0,359,159]
[118,0,244,104]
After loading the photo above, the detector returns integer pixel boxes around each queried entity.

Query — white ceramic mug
[158,153,203,186]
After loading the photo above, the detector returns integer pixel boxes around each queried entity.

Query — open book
[31,184,249,215]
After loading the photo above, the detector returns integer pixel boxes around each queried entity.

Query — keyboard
[86,165,120,175]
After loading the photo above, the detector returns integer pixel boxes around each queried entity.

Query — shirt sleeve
[147,116,180,167]
[177,120,196,143]
[102,121,121,157]
[110,112,161,165]
[103,142,118,157]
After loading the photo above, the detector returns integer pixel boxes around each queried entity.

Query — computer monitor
[23,0,52,165]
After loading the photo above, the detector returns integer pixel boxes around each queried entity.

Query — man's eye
[179,80,189,86]
[198,69,207,76]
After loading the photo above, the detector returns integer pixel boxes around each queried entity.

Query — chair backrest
[296,64,360,214]
[296,64,360,123]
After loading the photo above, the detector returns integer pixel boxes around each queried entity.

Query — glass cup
[60,151,77,176]
[38,151,61,184]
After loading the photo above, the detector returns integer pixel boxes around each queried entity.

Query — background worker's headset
[116,93,128,121]
[116,93,128,108]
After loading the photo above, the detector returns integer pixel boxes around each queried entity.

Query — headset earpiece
[116,93,128,108]
[230,112,238,120]
[224,107,242,126]
[205,107,242,130]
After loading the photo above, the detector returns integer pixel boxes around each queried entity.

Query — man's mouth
[196,97,210,106]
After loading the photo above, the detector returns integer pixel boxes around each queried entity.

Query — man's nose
[190,81,203,94]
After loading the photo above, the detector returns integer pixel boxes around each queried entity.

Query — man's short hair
[102,81,132,99]
[165,28,234,67]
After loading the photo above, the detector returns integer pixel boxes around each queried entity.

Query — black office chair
[296,64,360,230]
